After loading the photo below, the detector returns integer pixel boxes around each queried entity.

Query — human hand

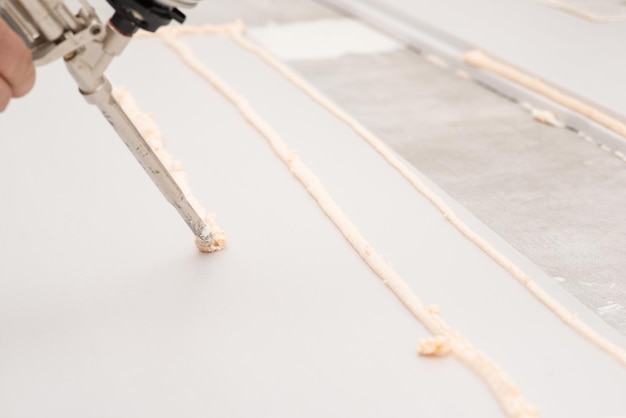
[0,19,35,112]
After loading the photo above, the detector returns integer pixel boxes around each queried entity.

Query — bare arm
[0,18,35,111]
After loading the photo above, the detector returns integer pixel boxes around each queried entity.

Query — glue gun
[0,0,217,250]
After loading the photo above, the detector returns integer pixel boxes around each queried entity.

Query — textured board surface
[1,28,626,417]
[312,0,626,333]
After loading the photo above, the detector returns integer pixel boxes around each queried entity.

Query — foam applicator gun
[0,0,219,251]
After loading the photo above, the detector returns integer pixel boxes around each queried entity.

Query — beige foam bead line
[464,50,626,139]
[156,31,541,418]
[202,24,626,369]
[418,335,452,357]
[136,22,244,39]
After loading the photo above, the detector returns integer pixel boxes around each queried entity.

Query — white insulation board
[0,32,625,417]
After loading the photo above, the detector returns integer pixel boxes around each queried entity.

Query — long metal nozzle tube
[2,0,215,248]
[82,79,214,246]
[64,23,213,247]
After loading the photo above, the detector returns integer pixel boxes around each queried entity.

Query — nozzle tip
[194,214,226,253]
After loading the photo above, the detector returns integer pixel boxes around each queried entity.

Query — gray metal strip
[317,0,626,156]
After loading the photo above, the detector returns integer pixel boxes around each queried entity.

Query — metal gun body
[0,0,215,248]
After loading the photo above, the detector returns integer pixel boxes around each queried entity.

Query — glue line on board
[212,23,626,369]
[155,31,541,418]
[464,50,626,140]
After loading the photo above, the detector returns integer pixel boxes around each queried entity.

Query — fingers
[0,76,11,112]
[0,19,36,100]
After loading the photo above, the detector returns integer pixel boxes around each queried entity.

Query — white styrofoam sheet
[0,33,625,417]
